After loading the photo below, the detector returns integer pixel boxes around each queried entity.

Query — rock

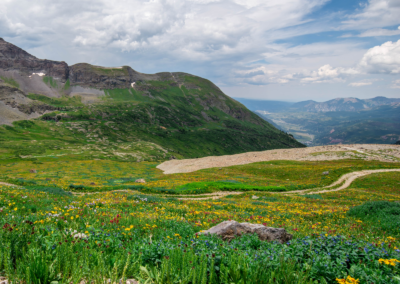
[322,171,329,175]
[0,38,69,81]
[169,156,176,160]
[135,179,146,183]
[126,280,139,284]
[200,220,292,243]
[252,195,259,199]
[30,169,37,173]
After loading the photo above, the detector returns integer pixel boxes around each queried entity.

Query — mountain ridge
[291,96,400,113]
[0,38,303,162]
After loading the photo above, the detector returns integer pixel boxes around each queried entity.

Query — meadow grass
[0,160,400,283]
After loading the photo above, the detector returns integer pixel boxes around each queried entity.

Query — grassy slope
[0,75,303,162]
[2,157,399,193]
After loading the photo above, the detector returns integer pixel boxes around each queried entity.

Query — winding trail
[178,169,400,199]
[1,169,400,199]
[177,191,242,200]
[0,182,19,187]
[283,169,400,195]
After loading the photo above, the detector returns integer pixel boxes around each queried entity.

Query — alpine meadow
[1,1,400,283]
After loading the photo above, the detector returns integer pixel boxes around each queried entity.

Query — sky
[1,0,400,102]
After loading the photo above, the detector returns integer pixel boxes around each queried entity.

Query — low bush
[127,194,166,203]
[26,186,72,196]
[304,194,323,200]
[347,201,400,234]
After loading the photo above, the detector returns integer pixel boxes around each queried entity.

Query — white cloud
[349,82,373,87]
[357,27,400,37]
[342,26,400,38]
[0,0,400,100]
[343,0,400,29]
[359,39,400,74]
[295,40,400,84]
[0,0,328,62]
[392,79,400,88]
[300,64,358,83]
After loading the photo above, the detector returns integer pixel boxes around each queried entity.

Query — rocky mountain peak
[0,38,69,82]
[0,38,37,60]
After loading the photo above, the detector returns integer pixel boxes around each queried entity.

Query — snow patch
[29,72,46,78]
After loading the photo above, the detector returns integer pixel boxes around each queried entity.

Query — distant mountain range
[291,97,400,113]
[235,97,400,113]
[236,97,400,146]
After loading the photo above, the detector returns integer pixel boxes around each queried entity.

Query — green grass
[27,93,83,107]
[2,72,303,161]
[43,76,59,88]
[1,76,19,88]
[347,201,400,235]
[176,181,287,193]
[25,185,72,196]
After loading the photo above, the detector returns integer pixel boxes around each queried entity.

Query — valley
[236,98,400,146]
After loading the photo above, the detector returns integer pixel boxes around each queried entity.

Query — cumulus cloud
[359,39,400,74]
[0,0,399,99]
[300,64,358,83]
[294,39,400,85]
[0,0,328,62]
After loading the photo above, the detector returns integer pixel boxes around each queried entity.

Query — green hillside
[0,74,303,162]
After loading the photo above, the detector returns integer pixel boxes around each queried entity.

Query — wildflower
[336,276,359,284]
[378,258,400,266]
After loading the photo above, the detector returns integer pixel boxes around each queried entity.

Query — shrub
[303,194,323,200]
[347,201,400,234]
[26,186,72,196]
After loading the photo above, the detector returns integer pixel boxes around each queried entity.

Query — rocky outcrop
[0,38,69,82]
[69,63,132,89]
[0,84,56,125]
[200,220,292,243]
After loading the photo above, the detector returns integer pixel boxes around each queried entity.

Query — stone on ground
[200,220,292,243]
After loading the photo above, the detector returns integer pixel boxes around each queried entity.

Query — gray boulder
[200,220,292,243]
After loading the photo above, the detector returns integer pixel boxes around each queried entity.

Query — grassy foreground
[0,159,400,283]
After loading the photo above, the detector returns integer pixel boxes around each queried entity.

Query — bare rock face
[69,63,132,89]
[0,38,69,82]
[200,220,292,243]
